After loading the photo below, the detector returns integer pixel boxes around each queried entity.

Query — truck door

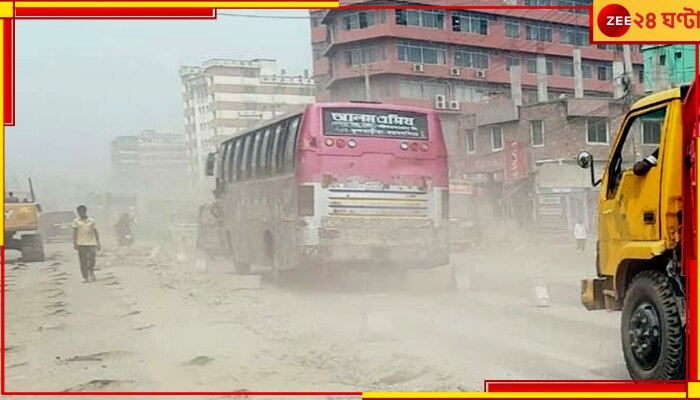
[598,104,669,273]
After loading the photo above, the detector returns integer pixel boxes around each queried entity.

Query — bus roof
[311,102,437,115]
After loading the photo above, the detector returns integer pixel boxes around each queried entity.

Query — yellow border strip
[363,392,687,399]
[15,1,338,8]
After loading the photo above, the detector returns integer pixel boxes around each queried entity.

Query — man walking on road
[574,220,587,252]
[73,205,101,283]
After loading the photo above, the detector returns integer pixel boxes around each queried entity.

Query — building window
[490,126,504,151]
[582,63,593,79]
[586,118,609,144]
[638,67,644,84]
[342,10,376,30]
[560,25,589,46]
[526,58,554,75]
[506,56,520,71]
[466,130,476,153]
[559,61,574,77]
[530,120,544,146]
[525,0,551,4]
[396,9,445,29]
[526,21,553,42]
[505,18,520,38]
[597,65,612,81]
[659,54,667,66]
[451,10,489,35]
[397,40,447,65]
[558,0,590,14]
[642,119,662,145]
[597,44,623,51]
[398,78,450,99]
[344,46,385,66]
[453,84,490,103]
[454,49,489,69]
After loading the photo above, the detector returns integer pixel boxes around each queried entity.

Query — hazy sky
[6,11,311,185]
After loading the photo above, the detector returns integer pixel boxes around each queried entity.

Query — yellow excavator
[4,178,45,262]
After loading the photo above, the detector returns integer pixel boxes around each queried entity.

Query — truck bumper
[581,278,606,311]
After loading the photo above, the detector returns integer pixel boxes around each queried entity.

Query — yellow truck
[4,178,46,262]
[577,80,697,380]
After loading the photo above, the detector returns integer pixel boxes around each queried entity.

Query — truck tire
[20,234,45,262]
[621,270,685,380]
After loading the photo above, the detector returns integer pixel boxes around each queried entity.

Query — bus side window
[231,140,241,181]
[284,117,301,173]
[277,121,290,174]
[260,128,271,178]
[270,124,282,175]
[241,135,252,180]
[251,130,262,178]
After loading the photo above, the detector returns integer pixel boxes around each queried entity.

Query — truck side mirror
[577,151,592,169]
[205,153,216,177]
[36,204,42,213]
[577,151,601,187]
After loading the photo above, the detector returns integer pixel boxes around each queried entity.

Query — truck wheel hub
[628,302,662,369]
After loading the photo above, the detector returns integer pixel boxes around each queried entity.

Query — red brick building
[456,96,659,231]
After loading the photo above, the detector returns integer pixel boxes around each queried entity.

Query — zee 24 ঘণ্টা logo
[597,3,633,37]
[596,3,700,41]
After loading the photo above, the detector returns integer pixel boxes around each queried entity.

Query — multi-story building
[180,59,315,179]
[110,130,189,196]
[641,45,695,93]
[310,1,648,232]
[310,1,644,164]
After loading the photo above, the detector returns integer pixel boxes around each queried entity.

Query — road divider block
[534,281,550,308]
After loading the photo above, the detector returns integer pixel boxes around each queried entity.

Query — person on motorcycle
[115,212,134,246]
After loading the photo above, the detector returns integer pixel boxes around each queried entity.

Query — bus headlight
[347,139,357,148]
[400,142,409,150]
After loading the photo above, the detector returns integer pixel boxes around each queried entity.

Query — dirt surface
[4,234,627,397]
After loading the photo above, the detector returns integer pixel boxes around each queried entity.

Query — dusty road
[4,234,627,395]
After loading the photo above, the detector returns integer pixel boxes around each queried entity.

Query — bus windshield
[322,108,428,140]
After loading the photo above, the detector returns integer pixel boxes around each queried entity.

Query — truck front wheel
[621,270,685,380]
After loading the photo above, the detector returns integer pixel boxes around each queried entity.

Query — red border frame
[2,1,698,397]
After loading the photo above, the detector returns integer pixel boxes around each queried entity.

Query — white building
[180,58,315,180]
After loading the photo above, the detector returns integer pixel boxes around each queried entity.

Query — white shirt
[73,217,98,246]
[574,223,587,240]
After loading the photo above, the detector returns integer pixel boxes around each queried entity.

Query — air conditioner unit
[435,95,446,109]
[475,70,486,78]
[413,64,425,72]
[448,100,460,110]
[450,67,461,76]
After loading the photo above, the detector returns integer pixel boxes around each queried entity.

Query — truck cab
[577,84,694,380]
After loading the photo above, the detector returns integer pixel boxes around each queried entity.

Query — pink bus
[207,102,450,275]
